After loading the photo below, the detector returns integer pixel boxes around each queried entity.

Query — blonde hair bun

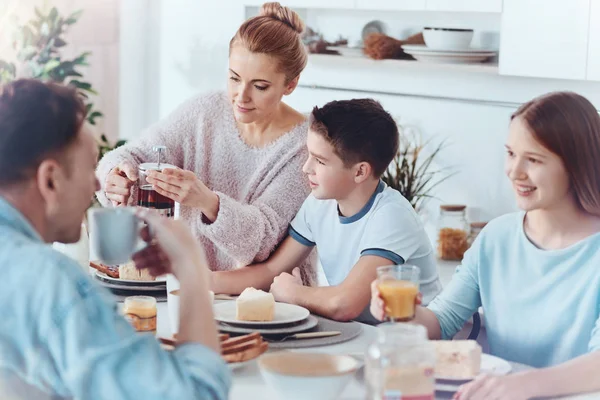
[260,2,305,34]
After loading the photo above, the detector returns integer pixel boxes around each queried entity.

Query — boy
[211,99,441,322]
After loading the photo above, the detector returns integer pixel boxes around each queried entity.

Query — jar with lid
[365,323,435,400]
[437,204,469,261]
[138,145,176,218]
[467,222,487,248]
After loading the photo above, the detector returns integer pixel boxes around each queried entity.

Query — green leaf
[66,10,83,24]
[73,52,90,66]
[34,7,44,20]
[115,140,128,147]
[42,58,61,73]
[54,37,67,47]
[49,7,58,24]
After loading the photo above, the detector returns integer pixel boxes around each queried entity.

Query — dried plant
[382,127,456,211]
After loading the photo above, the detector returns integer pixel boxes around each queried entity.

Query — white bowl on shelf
[423,27,474,51]
[258,352,360,400]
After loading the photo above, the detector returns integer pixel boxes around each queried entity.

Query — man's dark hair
[0,79,85,186]
[310,99,399,177]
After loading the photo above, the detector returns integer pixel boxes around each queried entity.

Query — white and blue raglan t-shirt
[289,181,442,305]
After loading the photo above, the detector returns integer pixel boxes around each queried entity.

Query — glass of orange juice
[377,265,420,322]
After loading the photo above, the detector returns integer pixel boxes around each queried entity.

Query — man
[0,79,229,399]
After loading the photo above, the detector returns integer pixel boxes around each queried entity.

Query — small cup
[123,295,157,332]
[377,265,420,322]
[168,287,214,336]
[88,207,143,265]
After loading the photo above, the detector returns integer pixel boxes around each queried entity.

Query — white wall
[120,2,600,228]
[0,0,120,141]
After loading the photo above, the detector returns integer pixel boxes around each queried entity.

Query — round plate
[361,20,387,41]
[93,273,166,293]
[214,301,310,326]
[218,315,319,336]
[228,359,256,371]
[402,44,497,53]
[95,270,166,286]
[436,354,512,382]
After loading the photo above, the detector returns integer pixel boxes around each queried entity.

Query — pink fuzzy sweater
[96,91,315,283]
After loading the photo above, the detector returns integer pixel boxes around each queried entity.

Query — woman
[371,92,600,400]
[97,3,314,282]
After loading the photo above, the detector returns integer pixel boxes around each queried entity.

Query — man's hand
[269,267,303,303]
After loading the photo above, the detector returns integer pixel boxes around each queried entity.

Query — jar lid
[139,162,177,172]
[440,204,466,212]
[470,221,487,229]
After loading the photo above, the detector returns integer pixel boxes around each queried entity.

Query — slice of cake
[119,261,155,281]
[434,340,481,379]
[236,287,275,322]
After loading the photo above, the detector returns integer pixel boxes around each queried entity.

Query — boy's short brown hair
[309,98,399,177]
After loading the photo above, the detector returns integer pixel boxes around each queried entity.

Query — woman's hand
[146,168,219,215]
[454,373,537,400]
[131,209,208,279]
[104,161,138,206]
[370,280,387,321]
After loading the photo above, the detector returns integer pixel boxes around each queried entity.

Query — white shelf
[308,53,499,75]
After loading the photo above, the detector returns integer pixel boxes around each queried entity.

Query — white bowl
[258,353,360,400]
[423,28,474,50]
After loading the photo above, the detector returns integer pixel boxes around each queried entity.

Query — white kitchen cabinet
[354,0,427,11]
[587,0,600,81]
[499,0,591,80]
[425,0,502,13]
[244,0,355,8]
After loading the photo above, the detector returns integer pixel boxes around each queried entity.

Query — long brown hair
[230,2,307,83]
[512,92,600,216]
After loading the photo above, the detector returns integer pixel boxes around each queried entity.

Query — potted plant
[0,6,126,265]
[0,6,126,162]
[382,125,455,212]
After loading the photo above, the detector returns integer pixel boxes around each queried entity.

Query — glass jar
[365,323,435,400]
[437,204,469,261]
[123,295,157,332]
[137,145,176,218]
[467,222,487,248]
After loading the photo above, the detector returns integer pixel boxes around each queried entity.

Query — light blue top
[0,197,231,399]
[290,181,442,305]
[428,212,600,368]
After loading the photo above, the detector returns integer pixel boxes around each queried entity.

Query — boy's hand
[269,267,303,303]
[370,279,423,321]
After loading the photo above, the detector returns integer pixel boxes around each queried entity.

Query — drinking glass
[376,265,420,322]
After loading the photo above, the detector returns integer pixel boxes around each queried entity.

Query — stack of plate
[401,44,497,64]
[213,301,317,336]
[93,270,167,295]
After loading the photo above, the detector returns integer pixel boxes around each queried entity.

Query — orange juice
[378,280,419,320]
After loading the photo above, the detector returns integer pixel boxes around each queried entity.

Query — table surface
[153,302,600,400]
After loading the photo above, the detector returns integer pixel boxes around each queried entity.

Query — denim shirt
[0,197,231,399]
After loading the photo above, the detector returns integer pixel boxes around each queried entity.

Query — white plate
[406,52,495,64]
[95,270,166,285]
[228,359,255,371]
[213,301,310,326]
[436,353,512,382]
[402,44,497,54]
